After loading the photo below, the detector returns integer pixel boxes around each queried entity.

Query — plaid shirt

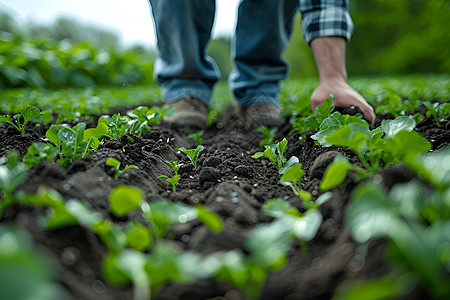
[300,0,354,44]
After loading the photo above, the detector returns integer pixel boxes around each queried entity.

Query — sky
[0,0,239,47]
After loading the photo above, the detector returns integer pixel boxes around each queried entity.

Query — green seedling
[98,113,130,141]
[159,161,183,192]
[254,125,278,147]
[423,101,450,126]
[0,152,27,215]
[347,180,450,299]
[127,105,172,125]
[180,145,204,169]
[106,158,137,180]
[0,105,46,136]
[158,174,181,192]
[23,142,59,168]
[0,225,68,300]
[252,139,299,174]
[164,161,182,175]
[46,122,96,169]
[279,163,311,203]
[290,96,335,133]
[187,130,207,146]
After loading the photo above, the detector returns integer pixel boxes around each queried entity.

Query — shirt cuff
[300,1,354,45]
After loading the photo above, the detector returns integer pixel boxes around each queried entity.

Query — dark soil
[1,106,448,300]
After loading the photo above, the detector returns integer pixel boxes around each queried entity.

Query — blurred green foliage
[0,12,155,89]
[348,0,450,75]
[0,0,448,89]
[209,0,450,79]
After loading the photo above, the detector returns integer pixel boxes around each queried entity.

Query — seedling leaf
[196,204,224,232]
[109,185,144,216]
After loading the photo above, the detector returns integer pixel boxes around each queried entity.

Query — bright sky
[0,0,239,47]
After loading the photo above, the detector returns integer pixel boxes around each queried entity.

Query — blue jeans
[149,0,298,108]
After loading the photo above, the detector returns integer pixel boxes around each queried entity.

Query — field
[1,75,450,300]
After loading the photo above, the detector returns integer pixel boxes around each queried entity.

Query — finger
[360,104,376,127]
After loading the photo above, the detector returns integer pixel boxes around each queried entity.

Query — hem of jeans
[163,89,211,107]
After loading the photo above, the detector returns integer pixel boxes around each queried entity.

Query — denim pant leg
[229,0,298,107]
[149,0,220,106]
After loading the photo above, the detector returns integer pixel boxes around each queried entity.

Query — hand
[310,78,376,126]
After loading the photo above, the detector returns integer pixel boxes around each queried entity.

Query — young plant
[23,142,59,168]
[159,161,182,192]
[164,161,182,175]
[158,174,181,192]
[290,96,335,133]
[179,145,204,169]
[187,130,207,146]
[279,163,311,203]
[319,116,432,190]
[346,179,450,299]
[98,113,130,141]
[0,105,48,136]
[0,152,27,215]
[254,125,278,147]
[105,158,137,180]
[423,101,450,126]
[126,105,172,125]
[45,122,102,169]
[252,139,298,174]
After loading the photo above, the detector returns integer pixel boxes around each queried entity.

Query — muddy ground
[1,105,449,300]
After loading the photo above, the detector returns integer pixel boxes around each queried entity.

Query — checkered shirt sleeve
[299,0,354,45]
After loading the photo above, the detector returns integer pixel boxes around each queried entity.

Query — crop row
[1,79,450,299]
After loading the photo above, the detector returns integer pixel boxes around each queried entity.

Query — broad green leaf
[315,96,335,123]
[246,218,291,268]
[381,116,416,139]
[332,273,416,300]
[408,146,450,191]
[180,145,204,168]
[45,205,78,229]
[195,204,223,232]
[84,122,109,140]
[320,155,361,190]
[263,199,301,218]
[45,125,62,148]
[126,222,153,251]
[92,220,127,253]
[303,115,320,130]
[347,182,398,243]
[280,163,304,187]
[291,208,322,241]
[347,182,447,296]
[65,199,102,228]
[251,152,264,159]
[23,143,58,168]
[0,115,15,126]
[0,225,68,300]
[106,157,120,168]
[277,139,288,158]
[325,123,370,155]
[279,156,299,175]
[0,152,27,194]
[102,253,132,286]
[383,130,431,165]
[109,185,144,216]
[150,200,198,224]
[19,106,40,124]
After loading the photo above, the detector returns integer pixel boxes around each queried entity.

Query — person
[148,0,375,129]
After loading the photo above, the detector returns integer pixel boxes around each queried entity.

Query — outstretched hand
[310,79,375,126]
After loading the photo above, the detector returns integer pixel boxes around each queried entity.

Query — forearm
[310,36,347,82]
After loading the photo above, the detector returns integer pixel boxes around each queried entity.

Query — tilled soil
[1,106,449,300]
